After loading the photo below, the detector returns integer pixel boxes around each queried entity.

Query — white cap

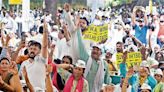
[159,35,164,39]
[20,80,27,87]
[128,44,138,52]
[92,44,102,50]
[106,47,115,54]
[154,69,163,76]
[75,60,86,68]
[124,24,131,29]
[53,25,59,30]
[140,60,149,68]
[147,57,159,66]
[141,83,151,90]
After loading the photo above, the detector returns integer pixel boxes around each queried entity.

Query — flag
[149,0,153,14]
[43,0,46,9]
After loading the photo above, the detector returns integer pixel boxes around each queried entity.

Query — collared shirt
[19,55,46,90]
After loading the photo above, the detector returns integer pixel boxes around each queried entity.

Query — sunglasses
[160,21,164,23]
[138,20,143,22]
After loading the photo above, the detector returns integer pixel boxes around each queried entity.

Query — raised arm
[121,68,134,92]
[63,3,76,33]
[63,24,70,42]
[143,9,148,26]
[0,35,10,60]
[9,61,22,92]
[131,9,136,26]
[45,65,53,92]
[130,34,142,47]
[11,41,26,61]
[42,21,49,59]
[48,44,55,63]
[77,27,89,62]
[148,30,152,50]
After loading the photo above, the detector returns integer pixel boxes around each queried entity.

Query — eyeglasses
[141,90,150,92]
[154,74,162,77]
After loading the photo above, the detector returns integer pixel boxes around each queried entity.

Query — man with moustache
[19,22,48,91]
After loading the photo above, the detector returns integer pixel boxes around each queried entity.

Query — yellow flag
[9,0,22,5]
[149,0,153,14]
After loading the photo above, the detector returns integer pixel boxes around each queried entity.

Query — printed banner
[116,53,123,65]
[9,0,22,5]
[83,24,108,42]
[126,52,142,68]
[116,52,142,69]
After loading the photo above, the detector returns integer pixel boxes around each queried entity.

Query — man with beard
[19,21,48,91]
[116,41,124,53]
[122,24,137,47]
[132,6,148,45]
[110,41,124,61]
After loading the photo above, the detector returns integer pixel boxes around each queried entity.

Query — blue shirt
[133,25,148,44]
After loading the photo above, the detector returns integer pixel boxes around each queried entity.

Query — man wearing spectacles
[158,14,164,43]
[132,6,148,45]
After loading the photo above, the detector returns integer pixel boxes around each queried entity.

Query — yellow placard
[116,53,123,65]
[9,0,22,5]
[116,52,142,69]
[126,52,142,68]
[83,24,108,42]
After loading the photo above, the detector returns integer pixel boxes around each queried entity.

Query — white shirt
[93,19,102,26]
[15,16,22,23]
[20,55,46,90]
[57,38,71,60]
[108,27,125,47]
[3,16,17,33]
[114,84,132,92]
[50,31,58,42]
[30,33,43,44]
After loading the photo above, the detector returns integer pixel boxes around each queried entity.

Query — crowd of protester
[0,2,164,92]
